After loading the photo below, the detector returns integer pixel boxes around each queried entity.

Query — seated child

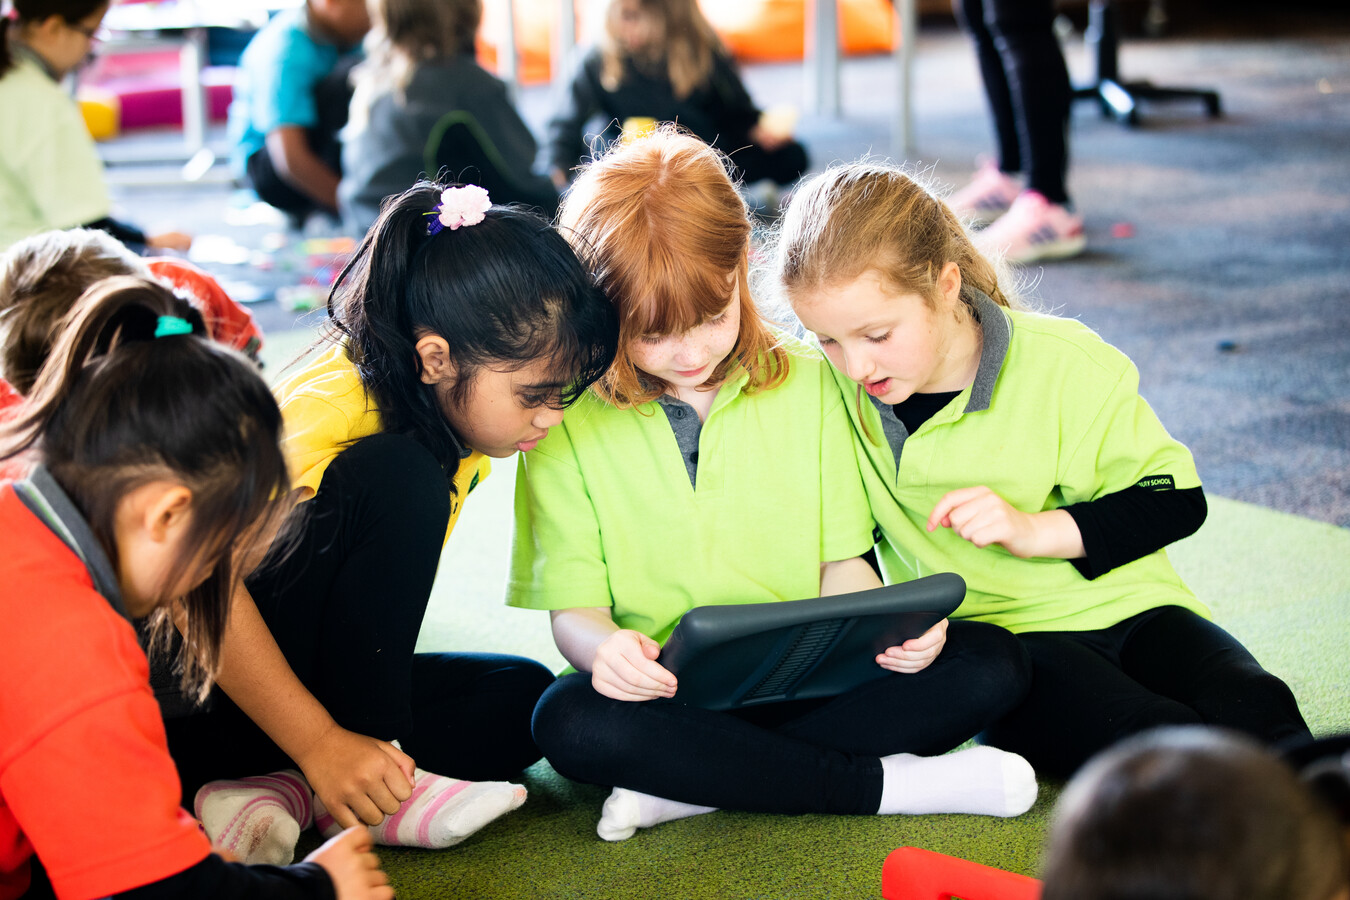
[546,0,808,197]
[229,0,370,224]
[340,0,559,234]
[0,0,192,252]
[1040,726,1350,900]
[0,276,390,900]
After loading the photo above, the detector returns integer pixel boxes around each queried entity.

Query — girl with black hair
[166,182,620,863]
[0,276,390,899]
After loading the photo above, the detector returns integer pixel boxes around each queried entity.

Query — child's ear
[145,484,193,543]
[937,261,963,308]
[415,334,456,386]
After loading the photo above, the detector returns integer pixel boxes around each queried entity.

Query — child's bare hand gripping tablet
[819,555,949,676]
[552,607,678,701]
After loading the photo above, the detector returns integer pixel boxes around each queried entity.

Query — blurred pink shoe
[975,191,1086,263]
[947,161,1022,226]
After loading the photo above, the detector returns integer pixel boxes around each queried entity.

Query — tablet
[658,573,965,711]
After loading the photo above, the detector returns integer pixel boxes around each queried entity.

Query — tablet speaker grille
[743,619,845,703]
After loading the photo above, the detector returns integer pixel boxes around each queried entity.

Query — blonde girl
[775,162,1310,778]
[508,129,1037,842]
[545,0,807,193]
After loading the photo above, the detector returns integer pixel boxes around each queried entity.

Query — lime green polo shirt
[507,342,874,644]
[836,291,1208,634]
[0,51,112,251]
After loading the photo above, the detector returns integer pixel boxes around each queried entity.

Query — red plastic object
[882,847,1042,900]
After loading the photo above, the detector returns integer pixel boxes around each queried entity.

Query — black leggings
[166,432,554,801]
[532,620,1030,815]
[954,0,1072,204]
[981,605,1311,779]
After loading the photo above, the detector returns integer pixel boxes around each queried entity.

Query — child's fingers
[377,741,416,794]
[902,618,949,652]
[928,486,984,532]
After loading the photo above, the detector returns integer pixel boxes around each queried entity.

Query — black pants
[954,0,1072,204]
[532,620,1030,815]
[244,57,356,220]
[166,432,554,802]
[982,605,1311,779]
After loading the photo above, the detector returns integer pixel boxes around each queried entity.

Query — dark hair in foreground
[326,181,619,478]
[1040,726,1349,900]
[0,276,293,699]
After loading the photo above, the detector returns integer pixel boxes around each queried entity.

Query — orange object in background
[882,847,1043,900]
[477,0,896,86]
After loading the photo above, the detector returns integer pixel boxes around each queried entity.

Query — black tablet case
[658,572,966,710]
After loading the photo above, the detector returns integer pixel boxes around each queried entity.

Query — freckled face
[628,284,742,393]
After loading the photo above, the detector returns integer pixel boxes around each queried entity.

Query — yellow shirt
[273,344,490,543]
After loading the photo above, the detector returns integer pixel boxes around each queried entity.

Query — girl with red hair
[508,127,1037,841]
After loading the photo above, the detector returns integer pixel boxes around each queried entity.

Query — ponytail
[0,275,293,700]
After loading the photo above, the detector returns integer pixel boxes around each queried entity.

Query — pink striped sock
[313,768,526,849]
[193,769,313,865]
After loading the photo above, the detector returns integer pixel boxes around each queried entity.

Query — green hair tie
[154,315,194,339]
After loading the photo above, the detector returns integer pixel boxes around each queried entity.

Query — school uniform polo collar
[964,287,1013,413]
[9,42,60,82]
[14,464,129,620]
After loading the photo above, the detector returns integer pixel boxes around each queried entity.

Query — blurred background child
[340,0,559,235]
[1040,726,1350,900]
[0,276,389,900]
[229,0,370,227]
[546,0,807,207]
[0,0,192,253]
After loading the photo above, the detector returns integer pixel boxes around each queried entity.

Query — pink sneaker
[975,191,1085,263]
[946,162,1022,226]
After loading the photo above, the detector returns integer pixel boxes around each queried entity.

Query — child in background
[509,129,1035,843]
[0,228,262,480]
[0,0,192,253]
[0,276,389,900]
[775,162,1310,779]
[166,182,621,864]
[340,0,558,234]
[546,0,807,200]
[1039,727,1349,900]
[229,0,370,225]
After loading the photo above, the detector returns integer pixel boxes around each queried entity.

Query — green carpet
[261,333,1350,898]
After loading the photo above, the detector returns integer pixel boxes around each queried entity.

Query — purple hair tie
[426,185,492,235]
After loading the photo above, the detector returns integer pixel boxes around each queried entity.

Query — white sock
[193,770,313,865]
[596,787,717,842]
[878,746,1038,817]
[313,768,526,849]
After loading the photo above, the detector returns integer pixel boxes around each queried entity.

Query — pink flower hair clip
[426,185,492,235]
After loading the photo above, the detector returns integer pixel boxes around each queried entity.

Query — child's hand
[304,826,394,900]
[749,123,789,152]
[877,618,948,674]
[297,724,416,828]
[146,231,193,252]
[928,486,1084,559]
[592,629,677,702]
